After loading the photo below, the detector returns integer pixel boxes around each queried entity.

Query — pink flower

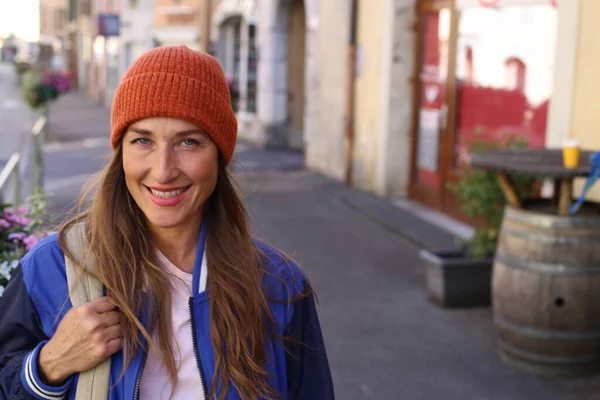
[3,208,31,226]
[8,232,26,242]
[23,234,39,251]
[14,216,32,226]
[0,218,9,228]
[3,209,14,219]
[15,207,27,216]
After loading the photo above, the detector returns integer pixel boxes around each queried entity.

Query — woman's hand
[38,296,122,385]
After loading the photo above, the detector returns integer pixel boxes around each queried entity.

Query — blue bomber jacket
[0,228,334,400]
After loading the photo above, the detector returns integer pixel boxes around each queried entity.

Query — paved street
[0,62,37,166]
[2,89,600,398]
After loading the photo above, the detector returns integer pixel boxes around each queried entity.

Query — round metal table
[470,149,594,215]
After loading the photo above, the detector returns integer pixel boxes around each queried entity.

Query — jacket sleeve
[0,265,73,400]
[284,280,335,400]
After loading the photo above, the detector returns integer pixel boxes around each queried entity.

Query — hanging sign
[98,14,120,37]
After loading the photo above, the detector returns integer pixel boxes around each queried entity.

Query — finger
[102,324,123,342]
[98,311,121,327]
[90,297,117,313]
[105,337,123,357]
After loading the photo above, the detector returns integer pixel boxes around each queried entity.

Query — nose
[152,144,179,184]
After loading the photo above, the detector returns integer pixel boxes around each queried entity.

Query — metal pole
[12,159,21,206]
[30,115,46,195]
[42,103,49,142]
[203,0,212,53]
[40,109,47,191]
[30,131,40,195]
[345,0,358,185]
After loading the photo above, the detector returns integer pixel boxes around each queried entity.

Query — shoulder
[20,232,66,281]
[254,239,309,301]
[19,233,70,334]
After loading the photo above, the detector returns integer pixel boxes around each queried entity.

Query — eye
[182,138,200,147]
[130,137,150,145]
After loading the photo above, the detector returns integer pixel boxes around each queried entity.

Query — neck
[149,219,202,274]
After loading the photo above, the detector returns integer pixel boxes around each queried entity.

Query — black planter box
[419,249,493,308]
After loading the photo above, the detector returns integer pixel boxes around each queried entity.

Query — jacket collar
[192,221,207,295]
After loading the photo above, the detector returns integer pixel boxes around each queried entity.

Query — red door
[408,1,455,211]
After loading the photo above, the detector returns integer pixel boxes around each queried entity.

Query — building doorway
[409,0,557,220]
[285,0,307,151]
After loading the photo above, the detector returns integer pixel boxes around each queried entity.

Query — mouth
[145,185,191,199]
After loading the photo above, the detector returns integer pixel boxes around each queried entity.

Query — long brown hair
[58,144,290,400]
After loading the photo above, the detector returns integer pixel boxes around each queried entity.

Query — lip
[145,185,191,207]
[147,185,189,191]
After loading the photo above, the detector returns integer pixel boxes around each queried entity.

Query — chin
[145,211,188,230]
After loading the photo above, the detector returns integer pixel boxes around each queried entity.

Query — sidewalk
[47,92,111,142]
[0,62,38,165]
[40,91,600,399]
[230,170,600,400]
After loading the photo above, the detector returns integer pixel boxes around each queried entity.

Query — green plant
[447,130,538,259]
[21,66,73,110]
[13,60,31,77]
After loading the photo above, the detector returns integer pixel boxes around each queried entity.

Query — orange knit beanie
[110,45,238,165]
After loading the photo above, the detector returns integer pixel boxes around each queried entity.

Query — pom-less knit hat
[110,45,238,165]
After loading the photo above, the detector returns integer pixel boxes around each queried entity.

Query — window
[231,19,241,112]
[55,8,66,31]
[167,14,194,25]
[218,17,257,115]
[247,23,257,113]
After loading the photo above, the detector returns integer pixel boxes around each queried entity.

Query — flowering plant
[0,194,46,296]
[21,66,73,110]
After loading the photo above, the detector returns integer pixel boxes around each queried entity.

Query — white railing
[30,116,47,194]
[0,153,21,206]
[0,114,48,206]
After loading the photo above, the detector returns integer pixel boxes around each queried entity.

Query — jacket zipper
[189,297,209,398]
[133,308,158,400]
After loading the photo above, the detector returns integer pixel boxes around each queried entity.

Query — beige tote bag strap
[64,222,111,400]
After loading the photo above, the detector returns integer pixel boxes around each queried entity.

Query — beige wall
[304,0,350,181]
[351,0,384,191]
[155,0,202,27]
[347,0,415,197]
[40,0,68,38]
[546,0,579,149]
[567,0,600,201]
[307,0,415,195]
[200,0,221,52]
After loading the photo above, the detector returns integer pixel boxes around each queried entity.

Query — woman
[0,46,334,400]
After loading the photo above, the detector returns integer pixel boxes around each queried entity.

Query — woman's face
[122,117,219,232]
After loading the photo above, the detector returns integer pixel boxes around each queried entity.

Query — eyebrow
[128,127,207,137]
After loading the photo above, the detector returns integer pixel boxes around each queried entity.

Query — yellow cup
[562,140,581,169]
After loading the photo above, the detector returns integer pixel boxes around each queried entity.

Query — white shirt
[138,250,207,399]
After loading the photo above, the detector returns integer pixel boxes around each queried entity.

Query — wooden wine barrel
[493,201,600,377]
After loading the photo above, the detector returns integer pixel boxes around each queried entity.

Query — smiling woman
[122,118,219,239]
[0,45,334,400]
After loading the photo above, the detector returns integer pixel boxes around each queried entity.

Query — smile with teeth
[147,186,191,198]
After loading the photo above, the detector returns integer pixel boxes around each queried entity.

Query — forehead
[126,117,204,135]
